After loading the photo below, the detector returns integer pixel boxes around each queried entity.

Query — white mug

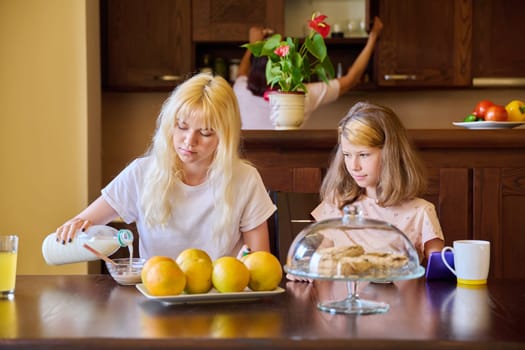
[441,240,490,285]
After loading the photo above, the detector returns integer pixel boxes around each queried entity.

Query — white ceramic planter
[269,92,305,130]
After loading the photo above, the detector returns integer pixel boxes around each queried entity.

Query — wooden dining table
[1,275,524,349]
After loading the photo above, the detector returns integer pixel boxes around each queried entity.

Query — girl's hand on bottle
[56,217,92,244]
[236,244,252,259]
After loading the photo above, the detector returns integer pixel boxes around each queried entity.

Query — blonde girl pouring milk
[53,73,276,261]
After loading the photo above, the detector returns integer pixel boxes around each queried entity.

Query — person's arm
[242,221,271,253]
[337,16,383,96]
[238,26,274,78]
[238,49,252,78]
[423,237,445,265]
[56,196,119,244]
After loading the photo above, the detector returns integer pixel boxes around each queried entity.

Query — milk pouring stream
[42,225,134,265]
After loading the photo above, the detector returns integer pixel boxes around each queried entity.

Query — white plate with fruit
[136,284,285,305]
[453,121,525,129]
[454,99,525,129]
[138,249,285,305]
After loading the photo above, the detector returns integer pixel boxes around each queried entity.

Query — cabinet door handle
[384,74,417,81]
[155,75,182,82]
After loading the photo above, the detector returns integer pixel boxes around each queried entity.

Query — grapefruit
[142,257,186,296]
[176,248,213,294]
[242,251,283,291]
[212,256,250,293]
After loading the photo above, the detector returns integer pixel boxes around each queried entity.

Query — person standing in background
[234,17,383,129]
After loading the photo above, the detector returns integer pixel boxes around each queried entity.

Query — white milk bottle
[42,225,134,265]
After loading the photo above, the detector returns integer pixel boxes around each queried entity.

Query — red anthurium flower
[308,14,331,38]
[274,45,290,57]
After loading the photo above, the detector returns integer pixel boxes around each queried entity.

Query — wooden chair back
[267,191,320,265]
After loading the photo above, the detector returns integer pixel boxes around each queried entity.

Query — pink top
[311,196,445,261]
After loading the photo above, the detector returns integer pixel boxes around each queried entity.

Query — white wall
[285,0,367,37]
[0,0,101,274]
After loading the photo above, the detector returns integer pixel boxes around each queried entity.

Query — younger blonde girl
[312,102,444,262]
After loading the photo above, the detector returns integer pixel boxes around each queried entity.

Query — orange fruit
[242,251,283,291]
[211,256,250,293]
[176,248,213,294]
[142,257,186,296]
[141,256,173,283]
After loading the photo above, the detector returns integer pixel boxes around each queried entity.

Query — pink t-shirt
[311,196,444,261]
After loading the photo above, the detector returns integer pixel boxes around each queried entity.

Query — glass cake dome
[284,205,425,315]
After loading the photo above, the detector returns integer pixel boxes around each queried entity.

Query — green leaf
[305,33,327,61]
[314,66,328,84]
[261,34,281,56]
[296,82,308,93]
[290,52,303,69]
[319,57,335,80]
[266,60,283,89]
[285,37,297,52]
[302,57,312,81]
[242,41,264,56]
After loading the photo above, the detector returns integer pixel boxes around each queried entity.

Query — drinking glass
[0,235,18,299]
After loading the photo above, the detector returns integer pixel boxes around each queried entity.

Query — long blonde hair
[141,73,244,245]
[320,101,427,209]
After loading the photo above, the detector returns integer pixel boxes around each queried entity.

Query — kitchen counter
[1,275,524,349]
[241,128,525,149]
[240,127,525,196]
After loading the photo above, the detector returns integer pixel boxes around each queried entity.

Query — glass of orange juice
[0,235,18,299]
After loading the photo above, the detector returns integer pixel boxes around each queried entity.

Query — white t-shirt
[233,76,340,129]
[101,157,276,260]
[311,196,444,261]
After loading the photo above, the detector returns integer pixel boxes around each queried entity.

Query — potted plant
[243,13,335,129]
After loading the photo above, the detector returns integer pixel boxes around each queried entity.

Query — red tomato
[484,105,508,121]
[472,100,495,120]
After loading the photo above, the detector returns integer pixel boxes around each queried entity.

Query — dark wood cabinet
[373,0,525,87]
[472,0,525,81]
[240,129,525,279]
[423,167,471,246]
[374,0,472,87]
[324,37,375,89]
[192,0,284,76]
[474,167,525,279]
[100,0,525,91]
[101,0,192,91]
[192,0,284,42]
